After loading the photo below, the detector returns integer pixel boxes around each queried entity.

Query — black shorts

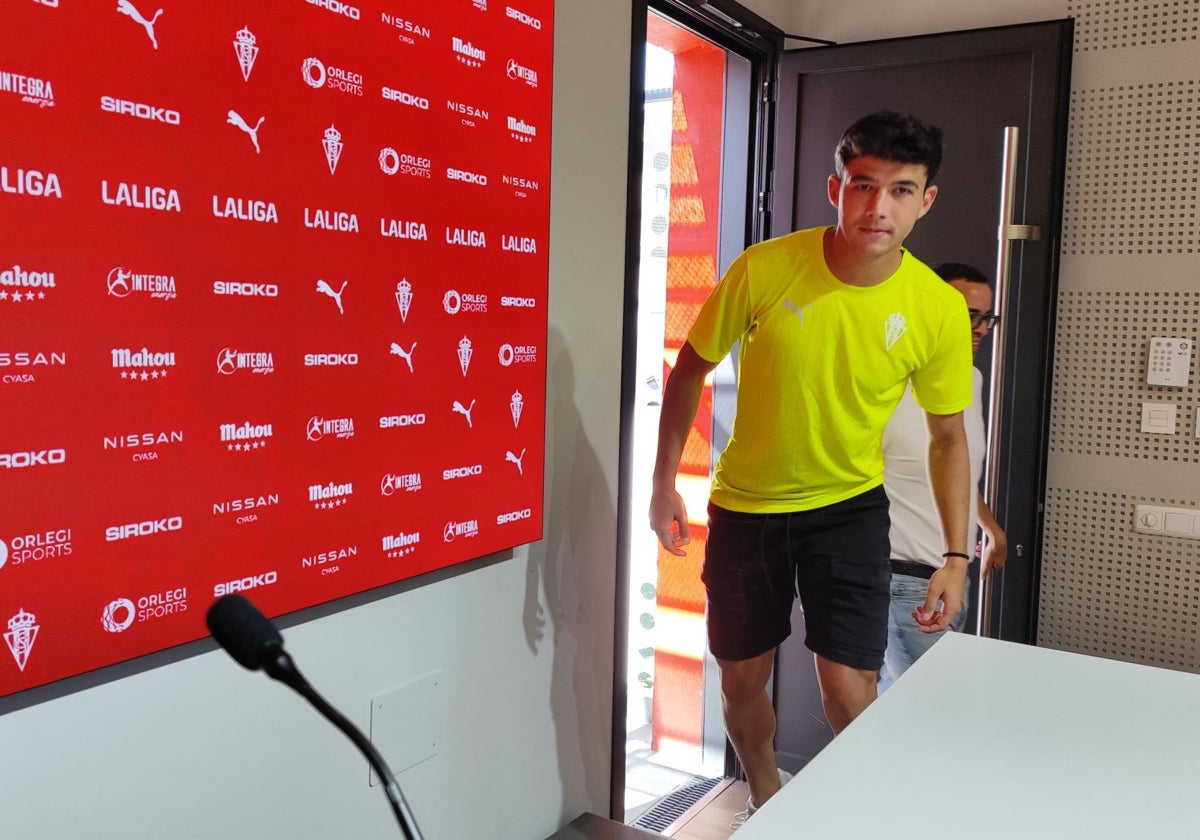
[701,486,891,671]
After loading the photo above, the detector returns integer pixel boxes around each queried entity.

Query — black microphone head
[206,594,284,671]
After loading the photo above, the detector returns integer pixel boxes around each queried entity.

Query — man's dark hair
[932,262,991,287]
[834,111,943,184]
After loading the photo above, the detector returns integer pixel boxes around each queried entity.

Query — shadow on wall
[523,325,618,825]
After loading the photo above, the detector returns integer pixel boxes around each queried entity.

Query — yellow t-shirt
[687,226,973,513]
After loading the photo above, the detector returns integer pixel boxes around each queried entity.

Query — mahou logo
[382,530,420,558]
[112,346,175,380]
[307,415,355,441]
[507,115,536,143]
[107,267,177,300]
[1,263,56,303]
[1,69,55,108]
[217,348,275,376]
[234,26,259,81]
[451,36,486,68]
[309,480,353,509]
[220,420,273,451]
[4,608,40,672]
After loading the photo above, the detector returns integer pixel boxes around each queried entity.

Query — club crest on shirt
[885,313,908,350]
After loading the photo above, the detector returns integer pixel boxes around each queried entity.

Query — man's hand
[912,557,967,633]
[977,497,1008,579]
[650,486,690,556]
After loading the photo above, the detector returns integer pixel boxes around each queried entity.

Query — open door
[767,19,1074,770]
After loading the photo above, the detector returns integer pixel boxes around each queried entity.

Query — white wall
[0,3,633,839]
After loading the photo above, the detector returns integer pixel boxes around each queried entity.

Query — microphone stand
[264,649,425,840]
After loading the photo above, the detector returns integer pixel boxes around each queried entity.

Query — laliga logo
[117,1,162,50]
[234,26,259,81]
[101,598,136,633]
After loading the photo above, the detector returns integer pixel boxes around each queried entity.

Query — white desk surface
[738,633,1200,839]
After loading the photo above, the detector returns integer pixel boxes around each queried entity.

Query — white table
[739,633,1200,839]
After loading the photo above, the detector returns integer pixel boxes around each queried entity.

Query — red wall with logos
[0,0,553,698]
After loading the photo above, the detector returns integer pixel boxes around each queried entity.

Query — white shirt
[882,367,986,569]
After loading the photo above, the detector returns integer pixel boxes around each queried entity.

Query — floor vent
[629,775,723,834]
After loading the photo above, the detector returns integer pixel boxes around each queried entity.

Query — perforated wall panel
[1040,487,1200,670]
[1063,81,1199,256]
[1068,0,1200,52]
[1050,290,1200,460]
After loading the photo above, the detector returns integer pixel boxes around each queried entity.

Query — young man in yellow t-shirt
[650,111,974,819]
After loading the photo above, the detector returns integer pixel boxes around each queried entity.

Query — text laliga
[213,570,279,597]
[0,449,65,468]
[105,516,183,542]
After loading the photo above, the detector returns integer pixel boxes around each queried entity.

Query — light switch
[1141,402,1177,434]
[1135,504,1200,541]
[1164,512,1193,535]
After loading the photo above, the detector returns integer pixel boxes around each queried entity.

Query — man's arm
[915,410,971,632]
[977,494,1007,578]
[650,342,718,556]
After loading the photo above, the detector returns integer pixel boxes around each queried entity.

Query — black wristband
[942,551,971,561]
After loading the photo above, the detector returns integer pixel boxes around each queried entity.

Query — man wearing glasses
[878,262,1008,691]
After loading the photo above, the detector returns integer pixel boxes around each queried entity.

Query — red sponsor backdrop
[0,0,553,698]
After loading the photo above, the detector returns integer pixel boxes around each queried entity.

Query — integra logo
[307,416,355,441]
[497,508,533,525]
[213,570,279,597]
[107,267,177,300]
[100,95,181,125]
[506,5,542,29]
[379,413,426,428]
[217,348,275,375]
[105,516,183,542]
[0,69,55,107]
[381,86,429,110]
[446,167,487,186]
[307,0,360,20]
[304,352,359,366]
[0,448,65,469]
[214,280,279,297]
[506,59,538,88]
[443,519,479,542]
[442,464,483,481]
[380,471,422,495]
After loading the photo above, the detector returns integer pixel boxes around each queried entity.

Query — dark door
[767,20,1073,769]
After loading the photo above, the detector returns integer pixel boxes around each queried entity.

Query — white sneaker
[730,768,794,828]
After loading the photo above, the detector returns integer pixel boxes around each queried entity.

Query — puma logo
[117,1,163,49]
[316,279,347,315]
[783,299,807,324]
[227,109,265,154]
[452,399,476,428]
[389,341,416,373]
[505,448,526,476]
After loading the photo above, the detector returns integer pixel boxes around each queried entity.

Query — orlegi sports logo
[307,415,355,441]
[379,412,426,429]
[101,179,181,213]
[104,515,183,543]
[302,56,364,96]
[214,278,279,297]
[304,351,359,367]
[103,429,183,463]
[380,10,431,45]
[301,543,358,575]
[1,350,65,385]
[0,165,61,199]
[506,5,542,29]
[220,420,273,451]
[443,519,479,542]
[498,342,539,367]
[309,480,353,509]
[378,147,432,179]
[450,36,486,68]
[0,448,66,470]
[506,58,538,88]
[497,507,533,525]
[304,205,360,233]
[1,68,55,108]
[1,527,72,566]
[443,289,487,315]
[382,530,419,558]
[212,193,280,223]
[213,569,279,597]
[217,348,275,376]
[100,94,180,125]
[1,263,56,303]
[112,347,175,380]
[307,0,360,20]
[381,85,429,110]
[101,587,188,633]
[107,266,177,300]
[380,471,421,496]
[212,492,279,524]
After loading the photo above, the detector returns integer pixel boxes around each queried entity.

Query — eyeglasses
[969,310,1000,329]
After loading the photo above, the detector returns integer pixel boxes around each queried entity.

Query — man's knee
[715,651,775,705]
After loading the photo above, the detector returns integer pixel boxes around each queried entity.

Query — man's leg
[715,649,781,808]
[813,653,877,734]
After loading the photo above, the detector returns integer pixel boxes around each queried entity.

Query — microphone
[206,594,425,840]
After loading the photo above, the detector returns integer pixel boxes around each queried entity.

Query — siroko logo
[380,471,421,496]
[107,267,176,300]
[0,166,61,198]
[307,415,356,441]
[379,147,432,179]
[104,515,183,542]
[446,166,487,186]
[379,413,426,429]
[497,508,533,525]
[213,570,279,597]
[304,352,359,366]
[1,69,55,108]
[217,348,275,376]
[214,279,279,297]
[505,5,542,29]
[0,448,65,469]
[100,95,180,124]
[506,59,538,88]
[382,86,429,110]
[442,464,483,481]
[302,57,364,96]
[307,0,360,20]
[501,295,536,308]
